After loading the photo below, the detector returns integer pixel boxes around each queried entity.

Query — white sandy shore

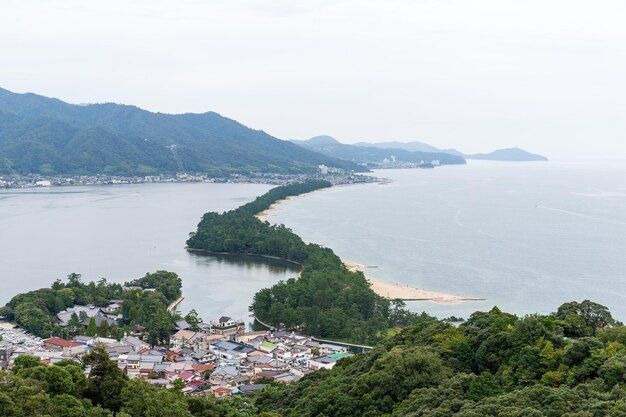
[256,196,296,222]
[256,190,483,304]
[343,260,483,303]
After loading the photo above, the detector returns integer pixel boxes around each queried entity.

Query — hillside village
[1,300,353,398]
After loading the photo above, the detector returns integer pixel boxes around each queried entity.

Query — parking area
[0,321,43,350]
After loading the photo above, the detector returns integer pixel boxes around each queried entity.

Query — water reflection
[190,252,301,275]
[177,252,300,327]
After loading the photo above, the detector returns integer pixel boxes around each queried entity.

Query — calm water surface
[0,183,299,323]
[267,161,626,320]
[3,161,625,324]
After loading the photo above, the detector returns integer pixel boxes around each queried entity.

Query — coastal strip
[255,182,378,222]
[166,296,185,313]
[256,195,307,222]
[343,260,483,303]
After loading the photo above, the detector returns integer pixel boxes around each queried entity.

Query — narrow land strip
[166,296,185,313]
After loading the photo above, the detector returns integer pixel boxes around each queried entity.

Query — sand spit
[343,259,483,304]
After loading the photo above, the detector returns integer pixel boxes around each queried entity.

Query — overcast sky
[1,0,625,159]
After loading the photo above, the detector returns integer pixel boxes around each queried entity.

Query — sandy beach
[342,259,483,303]
[256,196,297,222]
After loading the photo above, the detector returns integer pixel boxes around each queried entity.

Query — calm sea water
[266,161,626,321]
[0,183,299,323]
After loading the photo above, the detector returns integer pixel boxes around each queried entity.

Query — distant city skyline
[1,0,625,159]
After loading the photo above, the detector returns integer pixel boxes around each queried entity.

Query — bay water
[2,160,625,324]
[266,161,626,320]
[0,183,298,323]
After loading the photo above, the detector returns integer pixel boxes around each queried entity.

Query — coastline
[256,196,297,222]
[255,184,484,304]
[255,182,377,223]
[186,248,304,269]
[342,260,484,303]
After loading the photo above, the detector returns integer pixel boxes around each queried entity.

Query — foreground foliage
[2,302,625,417]
[0,347,259,417]
[255,301,626,417]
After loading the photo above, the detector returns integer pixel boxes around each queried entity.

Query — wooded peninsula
[186,180,422,344]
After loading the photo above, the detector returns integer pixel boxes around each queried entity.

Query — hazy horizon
[2,0,625,159]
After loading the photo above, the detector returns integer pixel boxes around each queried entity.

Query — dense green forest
[0,271,182,345]
[0,87,363,175]
[187,181,420,343]
[255,301,626,417]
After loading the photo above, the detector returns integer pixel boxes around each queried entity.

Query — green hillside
[0,88,364,176]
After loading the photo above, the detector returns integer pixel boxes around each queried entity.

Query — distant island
[355,139,548,161]
[0,87,364,176]
[464,147,549,161]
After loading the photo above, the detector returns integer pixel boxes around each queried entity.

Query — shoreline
[255,181,378,223]
[256,196,297,222]
[186,248,304,269]
[343,259,483,303]
[254,183,484,304]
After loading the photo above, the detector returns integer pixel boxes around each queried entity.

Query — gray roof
[239,384,267,393]
[140,354,164,363]
[212,340,254,354]
[247,355,272,364]
[175,320,191,330]
[213,365,238,376]
[57,305,103,325]
[80,315,117,327]
[122,336,146,348]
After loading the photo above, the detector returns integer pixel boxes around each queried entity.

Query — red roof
[43,337,82,348]
[178,371,195,381]
[192,364,215,373]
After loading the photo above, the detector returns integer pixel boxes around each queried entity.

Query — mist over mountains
[292,136,467,167]
[355,140,548,161]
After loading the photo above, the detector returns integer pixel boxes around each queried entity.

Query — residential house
[210,316,244,336]
[308,353,352,370]
[42,338,86,356]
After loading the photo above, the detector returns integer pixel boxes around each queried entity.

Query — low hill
[466,147,549,161]
[292,136,466,167]
[0,87,364,176]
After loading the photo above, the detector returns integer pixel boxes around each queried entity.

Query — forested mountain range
[0,88,363,176]
[292,135,467,166]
